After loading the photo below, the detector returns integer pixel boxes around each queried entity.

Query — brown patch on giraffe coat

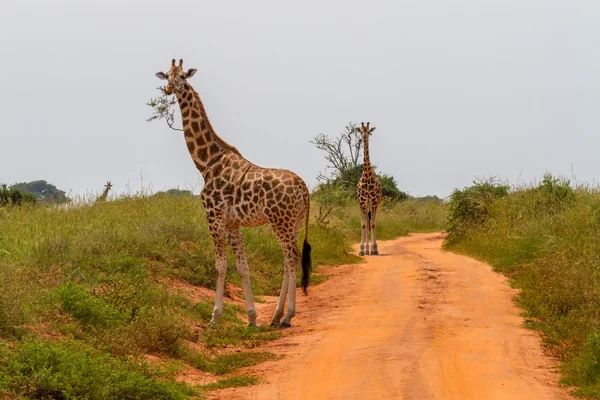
[191,110,200,119]
[223,184,234,196]
[184,129,194,138]
[182,110,190,118]
[200,120,207,131]
[186,141,195,152]
[196,136,206,146]
[197,148,208,162]
[191,121,200,133]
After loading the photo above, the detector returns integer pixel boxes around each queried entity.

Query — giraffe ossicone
[155,59,312,328]
[357,122,383,256]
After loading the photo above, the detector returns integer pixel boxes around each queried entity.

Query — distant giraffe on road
[155,59,311,328]
[357,122,383,256]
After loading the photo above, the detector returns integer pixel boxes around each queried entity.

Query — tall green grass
[0,192,446,398]
[445,177,600,398]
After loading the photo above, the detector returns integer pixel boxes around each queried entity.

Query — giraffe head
[104,181,112,191]
[155,59,197,95]
[360,122,376,138]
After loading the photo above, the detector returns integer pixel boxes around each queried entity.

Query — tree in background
[310,122,363,182]
[10,180,70,204]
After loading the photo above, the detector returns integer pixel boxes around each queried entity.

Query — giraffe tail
[301,193,312,295]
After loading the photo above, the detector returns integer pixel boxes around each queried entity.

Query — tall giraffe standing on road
[155,59,311,328]
[357,122,383,256]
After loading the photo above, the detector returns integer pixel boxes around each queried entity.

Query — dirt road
[210,233,573,400]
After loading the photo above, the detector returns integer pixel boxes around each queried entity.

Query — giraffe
[357,122,383,256]
[96,181,112,202]
[155,59,311,328]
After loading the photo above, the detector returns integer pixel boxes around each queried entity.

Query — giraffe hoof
[359,252,365,256]
[270,321,280,328]
[248,321,258,328]
[279,321,292,328]
[371,250,379,255]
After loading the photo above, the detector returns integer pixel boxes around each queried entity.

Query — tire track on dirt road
[209,233,573,400]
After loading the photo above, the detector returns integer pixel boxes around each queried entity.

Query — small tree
[310,122,362,182]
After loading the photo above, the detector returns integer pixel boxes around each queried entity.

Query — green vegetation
[0,188,446,398]
[0,184,37,206]
[444,174,600,398]
[0,339,194,399]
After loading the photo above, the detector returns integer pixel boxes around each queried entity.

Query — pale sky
[1,1,598,198]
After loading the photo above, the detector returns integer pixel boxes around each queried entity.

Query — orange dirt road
[209,233,573,400]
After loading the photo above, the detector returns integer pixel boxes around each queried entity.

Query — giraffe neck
[100,188,109,199]
[175,83,240,176]
[362,136,374,175]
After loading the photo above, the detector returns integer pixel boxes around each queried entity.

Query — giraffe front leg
[208,221,227,327]
[359,206,369,256]
[370,206,379,255]
[228,227,257,327]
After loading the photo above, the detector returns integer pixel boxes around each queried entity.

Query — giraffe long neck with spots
[99,187,109,201]
[362,134,374,176]
[175,83,241,176]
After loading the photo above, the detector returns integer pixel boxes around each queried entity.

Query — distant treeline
[0,180,69,206]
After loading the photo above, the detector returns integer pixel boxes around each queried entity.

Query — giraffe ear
[185,69,197,79]
[155,72,168,80]
[370,127,376,133]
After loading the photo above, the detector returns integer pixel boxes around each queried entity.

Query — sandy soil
[208,233,573,400]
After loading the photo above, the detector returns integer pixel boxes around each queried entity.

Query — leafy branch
[146,87,182,131]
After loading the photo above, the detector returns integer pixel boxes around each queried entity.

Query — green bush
[0,339,193,399]
[446,178,509,243]
[56,283,126,328]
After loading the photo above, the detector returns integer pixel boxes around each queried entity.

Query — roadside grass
[200,375,260,391]
[0,192,447,397]
[444,177,600,398]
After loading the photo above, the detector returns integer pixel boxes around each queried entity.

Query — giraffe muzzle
[164,84,175,95]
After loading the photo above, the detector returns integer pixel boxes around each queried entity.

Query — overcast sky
[1,0,598,198]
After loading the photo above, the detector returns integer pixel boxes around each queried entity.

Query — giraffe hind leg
[271,222,301,328]
[270,272,288,327]
[280,243,300,327]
